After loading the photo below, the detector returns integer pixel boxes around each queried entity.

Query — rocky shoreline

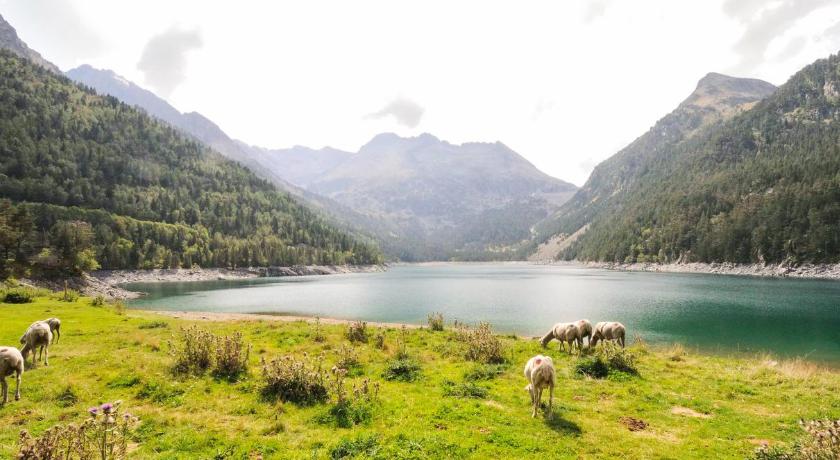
[22,265,386,300]
[581,261,840,280]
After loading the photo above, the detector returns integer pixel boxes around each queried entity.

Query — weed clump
[319,369,380,428]
[169,326,250,379]
[373,330,386,350]
[138,320,168,330]
[456,322,506,364]
[442,380,488,398]
[383,326,421,382]
[261,353,329,405]
[2,287,36,304]
[753,419,840,460]
[575,343,638,378]
[57,289,79,302]
[16,401,139,460]
[427,312,444,331]
[346,321,368,343]
[335,344,362,376]
[330,434,380,459]
[312,317,326,343]
[464,363,507,381]
[90,295,106,307]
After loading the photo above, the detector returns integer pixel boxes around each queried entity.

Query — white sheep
[20,321,53,367]
[591,321,626,348]
[0,346,24,404]
[524,354,555,417]
[540,322,581,352]
[43,318,61,343]
[574,319,593,348]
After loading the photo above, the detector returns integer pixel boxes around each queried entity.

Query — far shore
[574,260,840,280]
[145,309,423,330]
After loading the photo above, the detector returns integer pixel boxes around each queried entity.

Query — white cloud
[366,98,425,128]
[137,27,202,98]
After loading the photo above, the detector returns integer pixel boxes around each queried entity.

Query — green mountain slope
[545,52,840,264]
[0,50,381,271]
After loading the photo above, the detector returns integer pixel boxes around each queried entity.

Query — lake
[125,263,840,362]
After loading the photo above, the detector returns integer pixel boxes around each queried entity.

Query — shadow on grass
[543,411,582,436]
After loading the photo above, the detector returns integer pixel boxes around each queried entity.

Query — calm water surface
[125,264,840,362]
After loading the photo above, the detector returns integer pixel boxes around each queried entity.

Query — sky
[2,0,839,186]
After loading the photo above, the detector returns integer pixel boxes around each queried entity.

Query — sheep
[43,318,61,343]
[524,354,555,417]
[591,321,626,348]
[20,321,53,367]
[540,322,581,353]
[0,347,24,404]
[575,319,593,348]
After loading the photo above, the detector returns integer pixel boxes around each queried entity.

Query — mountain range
[66,65,578,261]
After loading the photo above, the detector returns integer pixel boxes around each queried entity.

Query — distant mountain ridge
[0,13,60,73]
[537,53,840,265]
[528,71,778,261]
[67,65,578,261]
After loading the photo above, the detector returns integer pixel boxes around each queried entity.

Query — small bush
[319,371,379,428]
[464,363,507,381]
[335,344,361,375]
[261,353,329,405]
[107,374,141,389]
[3,287,35,304]
[111,300,126,315]
[16,401,139,460]
[373,330,386,350]
[312,317,326,343]
[90,295,106,307]
[330,434,380,459]
[169,326,250,379]
[345,321,368,343]
[138,320,168,330]
[383,357,421,382]
[55,385,79,407]
[442,380,488,398]
[427,312,444,331]
[575,356,610,378]
[576,344,638,378]
[456,322,506,364]
[753,419,840,460]
[669,343,686,361]
[58,289,80,302]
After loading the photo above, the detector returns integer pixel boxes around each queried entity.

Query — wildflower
[88,407,99,416]
[100,402,114,414]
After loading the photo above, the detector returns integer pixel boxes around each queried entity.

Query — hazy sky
[2,0,839,185]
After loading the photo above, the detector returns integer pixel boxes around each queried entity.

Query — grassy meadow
[1,295,839,459]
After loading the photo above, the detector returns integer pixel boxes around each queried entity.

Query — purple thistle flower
[88,407,98,416]
[100,403,114,413]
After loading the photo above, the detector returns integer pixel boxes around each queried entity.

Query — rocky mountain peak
[0,14,60,73]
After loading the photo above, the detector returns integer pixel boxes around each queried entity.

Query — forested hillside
[550,53,840,264]
[0,50,381,274]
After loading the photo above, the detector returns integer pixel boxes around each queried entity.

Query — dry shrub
[777,358,818,380]
[346,321,368,343]
[373,330,386,350]
[170,326,250,379]
[456,322,506,364]
[669,343,686,362]
[312,317,326,343]
[753,419,840,460]
[321,368,380,427]
[427,312,444,331]
[90,295,106,307]
[335,344,361,373]
[16,401,139,460]
[261,353,329,405]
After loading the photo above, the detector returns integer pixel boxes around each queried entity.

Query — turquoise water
[125,263,840,362]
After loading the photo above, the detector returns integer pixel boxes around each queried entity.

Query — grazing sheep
[0,347,23,404]
[20,322,53,367]
[524,354,555,417]
[575,319,593,348]
[540,322,581,353]
[591,321,626,348]
[43,318,61,343]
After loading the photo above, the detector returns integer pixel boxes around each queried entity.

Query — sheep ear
[535,358,542,365]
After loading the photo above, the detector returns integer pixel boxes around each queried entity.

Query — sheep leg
[548,384,553,415]
[43,345,48,366]
[1,378,6,404]
[533,387,541,418]
[14,369,20,401]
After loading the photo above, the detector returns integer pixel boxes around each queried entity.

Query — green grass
[1,296,839,458]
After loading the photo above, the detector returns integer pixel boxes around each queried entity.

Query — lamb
[43,318,61,343]
[575,319,593,348]
[523,354,555,417]
[591,321,626,348]
[0,347,24,404]
[540,322,581,352]
[20,321,53,367]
